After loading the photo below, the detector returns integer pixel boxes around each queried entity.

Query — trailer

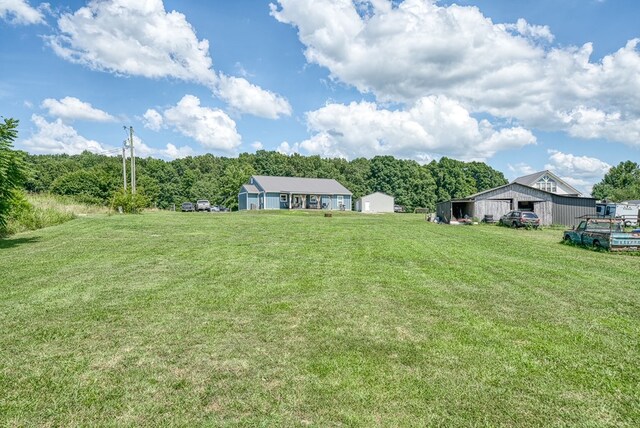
[595,202,640,226]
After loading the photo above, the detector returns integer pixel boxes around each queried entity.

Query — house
[238,175,352,211]
[355,192,394,213]
[513,170,582,196]
[436,171,596,226]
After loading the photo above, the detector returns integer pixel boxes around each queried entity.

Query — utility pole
[127,126,136,194]
[122,145,127,191]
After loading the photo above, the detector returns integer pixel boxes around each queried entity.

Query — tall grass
[3,193,109,236]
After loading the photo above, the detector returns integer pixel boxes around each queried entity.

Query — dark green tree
[592,161,640,201]
[0,118,28,233]
[428,158,477,202]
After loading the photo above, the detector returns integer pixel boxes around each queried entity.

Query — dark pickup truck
[563,218,640,251]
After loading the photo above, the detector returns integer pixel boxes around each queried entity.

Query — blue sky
[1,0,639,194]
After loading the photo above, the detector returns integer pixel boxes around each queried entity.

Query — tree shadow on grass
[0,236,41,249]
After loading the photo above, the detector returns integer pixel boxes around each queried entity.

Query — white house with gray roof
[513,170,582,196]
[238,175,352,210]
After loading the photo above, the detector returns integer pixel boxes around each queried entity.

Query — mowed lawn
[1,211,639,427]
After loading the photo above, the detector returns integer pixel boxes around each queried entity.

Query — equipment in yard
[563,217,640,251]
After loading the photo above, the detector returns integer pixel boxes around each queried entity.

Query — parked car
[181,202,194,212]
[394,205,405,213]
[195,199,211,211]
[499,210,540,228]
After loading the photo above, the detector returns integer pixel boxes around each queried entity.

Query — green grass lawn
[1,211,639,427]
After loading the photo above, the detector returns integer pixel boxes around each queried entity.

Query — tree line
[22,150,509,212]
[4,116,640,231]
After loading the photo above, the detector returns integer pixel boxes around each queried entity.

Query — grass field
[1,211,639,426]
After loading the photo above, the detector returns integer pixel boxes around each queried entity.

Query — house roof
[250,175,352,195]
[240,184,260,193]
[512,170,582,196]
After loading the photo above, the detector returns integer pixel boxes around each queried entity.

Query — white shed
[355,192,394,213]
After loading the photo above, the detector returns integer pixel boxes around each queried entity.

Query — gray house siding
[247,194,259,210]
[264,192,281,209]
[238,175,353,211]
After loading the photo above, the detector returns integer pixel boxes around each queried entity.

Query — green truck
[563,218,640,251]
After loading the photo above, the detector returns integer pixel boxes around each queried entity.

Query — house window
[310,195,317,203]
[280,194,288,202]
[535,175,556,193]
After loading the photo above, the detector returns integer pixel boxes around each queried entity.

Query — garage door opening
[451,202,474,220]
[518,201,534,211]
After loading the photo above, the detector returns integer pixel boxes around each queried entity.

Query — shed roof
[356,191,394,201]
[251,175,352,195]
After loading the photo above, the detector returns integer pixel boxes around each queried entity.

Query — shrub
[3,191,75,236]
[111,189,150,214]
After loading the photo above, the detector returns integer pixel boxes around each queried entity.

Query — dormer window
[535,174,557,193]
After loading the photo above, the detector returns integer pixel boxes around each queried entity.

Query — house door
[364,201,370,212]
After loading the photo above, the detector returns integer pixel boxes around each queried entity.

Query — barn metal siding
[474,199,512,222]
[238,193,247,211]
[436,201,452,222]
[475,185,552,203]
[551,195,596,226]
[437,183,595,226]
[473,184,553,224]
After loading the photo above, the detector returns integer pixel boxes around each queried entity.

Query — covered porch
[282,193,330,210]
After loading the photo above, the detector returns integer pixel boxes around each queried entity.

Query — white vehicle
[195,199,211,211]
[596,202,640,226]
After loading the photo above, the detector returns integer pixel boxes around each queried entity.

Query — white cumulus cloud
[41,97,116,122]
[294,97,536,161]
[46,0,290,118]
[272,0,640,147]
[142,108,164,131]
[216,74,292,119]
[544,149,611,179]
[47,0,216,85]
[544,150,611,196]
[160,95,242,153]
[0,0,45,25]
[134,138,195,160]
[20,114,112,154]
